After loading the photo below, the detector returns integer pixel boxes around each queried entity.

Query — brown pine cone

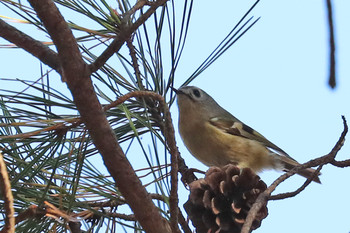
[184,165,268,233]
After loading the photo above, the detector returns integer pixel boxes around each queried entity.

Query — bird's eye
[192,89,201,98]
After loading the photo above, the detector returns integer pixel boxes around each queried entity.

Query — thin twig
[178,207,192,233]
[149,193,168,202]
[88,26,129,74]
[82,199,125,208]
[126,35,144,90]
[43,201,80,222]
[0,119,79,140]
[72,208,136,223]
[331,159,350,167]
[14,202,81,229]
[326,0,336,88]
[163,99,180,233]
[123,0,156,20]
[241,116,348,233]
[107,213,136,221]
[15,205,45,225]
[76,194,168,223]
[81,193,166,209]
[0,152,15,233]
[269,165,323,200]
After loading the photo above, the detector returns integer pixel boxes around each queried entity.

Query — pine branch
[104,90,181,233]
[0,18,61,73]
[89,0,168,73]
[0,153,15,233]
[26,1,171,232]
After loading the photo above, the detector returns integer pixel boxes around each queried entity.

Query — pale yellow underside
[179,120,278,172]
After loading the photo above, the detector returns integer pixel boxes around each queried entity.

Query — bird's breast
[179,120,275,171]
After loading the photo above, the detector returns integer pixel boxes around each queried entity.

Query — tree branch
[241,116,348,233]
[89,0,168,73]
[27,1,171,232]
[178,207,192,233]
[269,165,323,200]
[331,158,350,167]
[0,153,15,233]
[0,19,61,73]
[104,91,180,233]
[15,202,79,230]
[126,36,144,89]
[15,205,45,225]
[162,98,180,233]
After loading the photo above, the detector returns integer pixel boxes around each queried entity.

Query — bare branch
[269,165,323,200]
[331,159,350,167]
[241,116,348,233]
[0,19,61,73]
[178,207,192,233]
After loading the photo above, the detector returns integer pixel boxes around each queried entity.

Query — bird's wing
[209,117,296,160]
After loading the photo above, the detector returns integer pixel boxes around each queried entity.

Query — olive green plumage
[175,86,320,183]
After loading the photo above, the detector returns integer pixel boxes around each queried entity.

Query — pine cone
[184,165,268,233]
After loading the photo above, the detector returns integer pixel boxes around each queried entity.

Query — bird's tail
[277,156,321,184]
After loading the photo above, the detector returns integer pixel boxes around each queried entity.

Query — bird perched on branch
[174,86,320,183]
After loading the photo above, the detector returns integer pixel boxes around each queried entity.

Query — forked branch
[241,116,348,233]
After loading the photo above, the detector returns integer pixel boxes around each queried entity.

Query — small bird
[174,86,320,183]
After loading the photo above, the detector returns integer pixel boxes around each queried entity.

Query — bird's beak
[170,86,186,95]
[170,86,179,94]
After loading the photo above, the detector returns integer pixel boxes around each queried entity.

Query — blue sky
[1,1,350,232]
[175,1,350,232]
